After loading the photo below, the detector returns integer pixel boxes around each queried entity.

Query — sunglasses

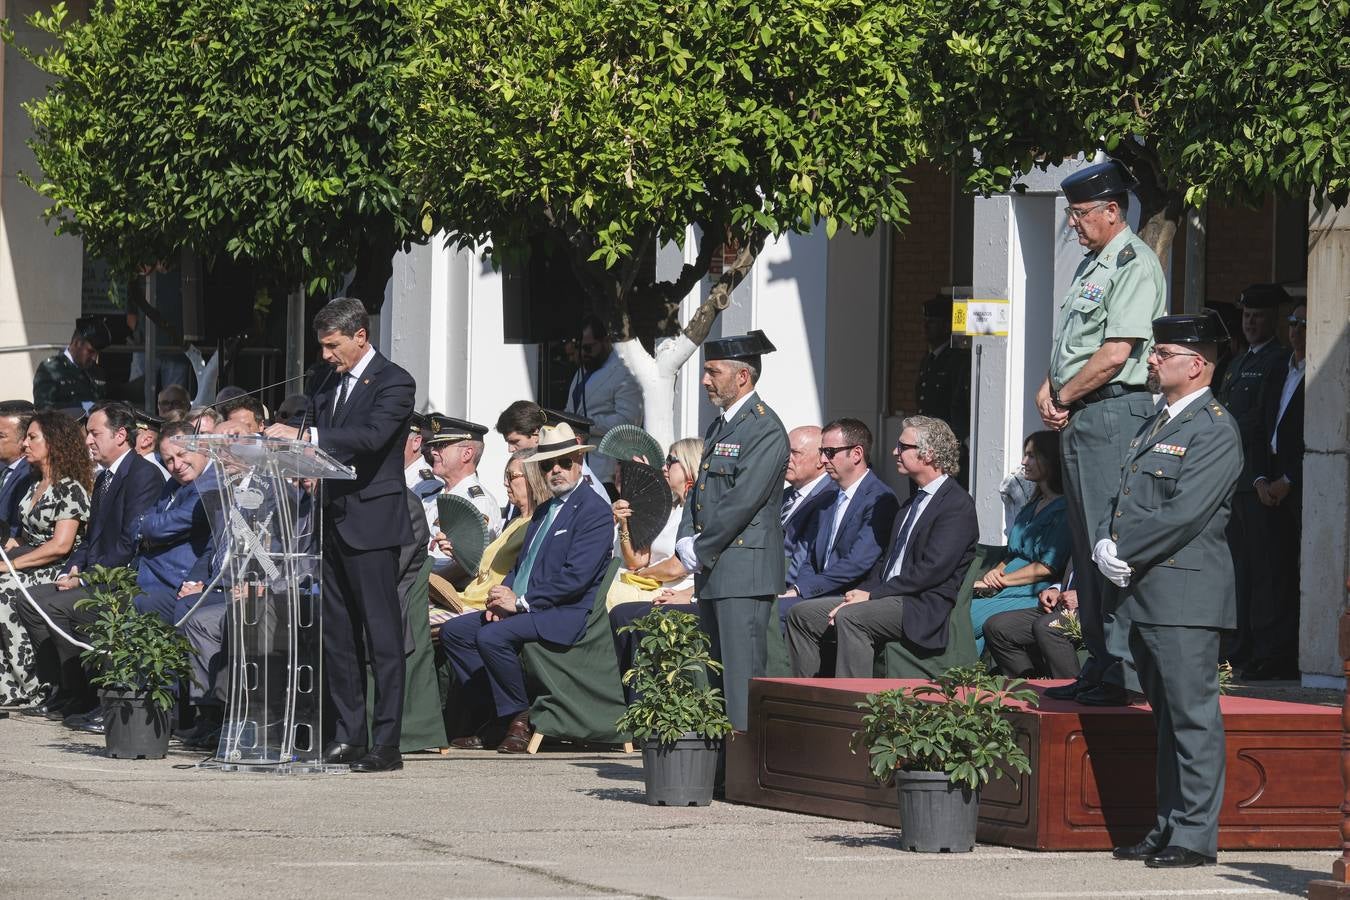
[664,454,680,467]
[820,445,859,460]
[1288,316,1307,327]
[537,456,576,472]
[895,441,919,453]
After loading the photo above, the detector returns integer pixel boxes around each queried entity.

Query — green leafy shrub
[854,664,1038,790]
[615,609,732,745]
[75,565,196,712]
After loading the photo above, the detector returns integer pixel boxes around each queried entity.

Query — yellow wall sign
[952,299,1010,337]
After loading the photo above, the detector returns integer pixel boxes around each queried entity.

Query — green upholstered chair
[519,559,633,752]
[880,543,1005,679]
[366,557,450,753]
[764,597,793,677]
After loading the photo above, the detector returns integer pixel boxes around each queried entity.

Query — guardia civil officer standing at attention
[1100,314,1241,869]
[1038,159,1166,707]
[641,331,789,731]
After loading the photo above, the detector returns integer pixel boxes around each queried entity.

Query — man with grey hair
[421,413,501,574]
[786,416,978,677]
[265,297,416,773]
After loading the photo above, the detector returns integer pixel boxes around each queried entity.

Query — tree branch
[683,227,767,345]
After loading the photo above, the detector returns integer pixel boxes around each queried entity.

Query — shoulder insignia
[468,485,485,498]
[755,403,766,416]
[1117,245,1136,267]
[1210,402,1224,416]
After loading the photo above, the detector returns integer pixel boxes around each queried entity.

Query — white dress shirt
[884,474,948,580]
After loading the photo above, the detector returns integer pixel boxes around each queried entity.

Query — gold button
[1131,464,1138,472]
[695,525,703,532]
[702,463,709,470]
[1111,532,1118,540]
[1155,469,1163,475]
[1115,511,1122,517]
[737,538,744,545]
[699,484,705,491]
[1167,558,1176,565]
[1123,487,1130,495]
[696,504,702,510]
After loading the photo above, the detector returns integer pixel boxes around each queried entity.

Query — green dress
[970,495,1069,655]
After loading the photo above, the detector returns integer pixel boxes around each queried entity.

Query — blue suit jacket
[792,470,899,599]
[0,458,34,540]
[67,451,165,574]
[504,483,614,646]
[784,475,837,584]
[132,466,216,599]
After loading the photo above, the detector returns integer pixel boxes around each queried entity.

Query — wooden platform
[725,677,1341,850]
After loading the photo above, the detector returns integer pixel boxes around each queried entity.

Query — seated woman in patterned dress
[0,411,92,706]
[969,430,1071,657]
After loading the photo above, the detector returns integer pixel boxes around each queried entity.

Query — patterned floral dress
[0,477,89,705]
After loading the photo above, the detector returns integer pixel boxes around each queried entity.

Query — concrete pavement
[0,712,1337,899]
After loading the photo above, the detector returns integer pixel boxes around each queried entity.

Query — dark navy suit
[783,475,836,584]
[0,458,34,542]
[440,482,613,720]
[792,471,899,599]
[130,466,217,623]
[310,351,416,749]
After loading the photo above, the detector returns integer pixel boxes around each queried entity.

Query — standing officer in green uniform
[32,316,110,411]
[1100,314,1241,869]
[643,330,789,731]
[1037,160,1166,707]
[915,295,971,486]
[1214,283,1288,665]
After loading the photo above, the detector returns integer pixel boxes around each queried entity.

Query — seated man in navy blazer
[786,416,977,677]
[779,418,898,630]
[781,425,835,587]
[440,423,613,753]
[0,400,36,542]
[18,401,166,724]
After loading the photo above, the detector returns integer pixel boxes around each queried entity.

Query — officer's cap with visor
[423,414,488,447]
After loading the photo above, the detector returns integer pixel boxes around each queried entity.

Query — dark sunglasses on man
[819,444,859,460]
[538,456,577,473]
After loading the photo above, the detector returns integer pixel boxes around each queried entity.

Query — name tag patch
[1151,443,1187,457]
[1079,283,1105,303]
[713,442,741,458]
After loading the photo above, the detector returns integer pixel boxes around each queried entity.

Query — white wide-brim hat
[528,423,596,463]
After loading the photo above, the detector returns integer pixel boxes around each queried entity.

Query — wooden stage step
[725,677,1341,851]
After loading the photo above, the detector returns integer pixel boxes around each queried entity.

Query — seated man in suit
[786,416,978,677]
[782,425,834,587]
[17,401,166,726]
[0,400,36,542]
[440,423,613,753]
[779,418,898,629]
[129,421,217,623]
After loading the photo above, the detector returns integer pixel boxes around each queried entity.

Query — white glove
[1092,538,1131,588]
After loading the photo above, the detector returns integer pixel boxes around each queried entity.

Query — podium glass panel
[172,434,354,774]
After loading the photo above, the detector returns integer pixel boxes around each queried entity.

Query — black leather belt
[1069,383,1148,412]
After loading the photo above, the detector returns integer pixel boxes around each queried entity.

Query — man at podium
[266,298,415,773]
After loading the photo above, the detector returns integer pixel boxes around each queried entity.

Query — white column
[1300,200,1350,685]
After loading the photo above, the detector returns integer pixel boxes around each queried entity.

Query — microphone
[294,365,336,442]
[192,371,312,435]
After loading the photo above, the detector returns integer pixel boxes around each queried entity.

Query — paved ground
[0,708,1341,899]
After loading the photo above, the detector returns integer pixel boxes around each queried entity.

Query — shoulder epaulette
[1209,402,1224,416]
[755,403,766,416]
[1117,245,1136,267]
[467,485,485,498]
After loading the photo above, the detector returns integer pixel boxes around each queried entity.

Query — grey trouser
[1061,392,1153,690]
[786,595,906,679]
[698,595,772,731]
[1131,622,1225,858]
[181,592,228,705]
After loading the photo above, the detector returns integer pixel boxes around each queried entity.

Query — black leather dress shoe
[350,745,403,773]
[73,710,106,734]
[1112,840,1161,861]
[1043,679,1089,700]
[1145,846,1216,868]
[322,742,367,764]
[1075,683,1130,707]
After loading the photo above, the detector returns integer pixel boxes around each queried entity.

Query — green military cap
[1061,159,1138,203]
[704,329,776,362]
[424,413,488,446]
[1236,283,1290,309]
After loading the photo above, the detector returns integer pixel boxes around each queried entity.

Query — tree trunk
[612,333,697,450]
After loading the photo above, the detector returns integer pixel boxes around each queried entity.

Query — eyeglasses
[1149,347,1201,362]
[537,456,576,472]
[1064,201,1109,222]
[664,454,679,467]
[1288,316,1307,327]
[895,441,919,453]
[820,445,859,460]
[503,471,525,487]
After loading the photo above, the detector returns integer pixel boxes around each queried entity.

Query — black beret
[542,407,595,436]
[1061,159,1138,204]
[1236,283,1290,309]
[73,316,112,351]
[704,329,776,362]
[1153,313,1227,345]
[423,414,488,445]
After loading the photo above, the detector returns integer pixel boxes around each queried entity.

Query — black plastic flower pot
[895,769,980,853]
[641,734,721,806]
[102,688,171,760]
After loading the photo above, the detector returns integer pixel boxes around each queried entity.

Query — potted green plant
[76,565,196,759]
[615,609,733,806]
[854,664,1037,852]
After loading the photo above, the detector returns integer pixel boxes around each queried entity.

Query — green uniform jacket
[1215,340,1285,493]
[1098,389,1242,628]
[679,391,789,600]
[32,352,102,408]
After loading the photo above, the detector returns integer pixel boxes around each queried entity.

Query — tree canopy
[921,0,1350,259]
[400,0,931,339]
[16,0,412,305]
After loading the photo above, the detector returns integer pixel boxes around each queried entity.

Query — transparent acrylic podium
[172,433,354,774]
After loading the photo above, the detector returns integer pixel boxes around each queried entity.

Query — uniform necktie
[780,487,799,524]
[331,374,351,420]
[513,499,562,597]
[1149,409,1171,439]
[884,491,927,580]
